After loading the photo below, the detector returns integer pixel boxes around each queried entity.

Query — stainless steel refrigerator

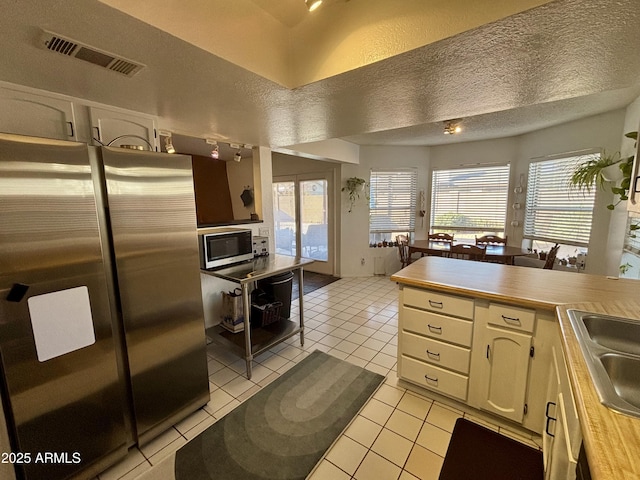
[0,133,210,480]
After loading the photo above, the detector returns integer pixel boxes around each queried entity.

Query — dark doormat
[439,418,543,480]
[291,271,340,300]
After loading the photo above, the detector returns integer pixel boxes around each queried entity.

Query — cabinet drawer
[403,287,474,319]
[402,331,471,374]
[489,303,536,333]
[401,355,468,401]
[403,307,473,347]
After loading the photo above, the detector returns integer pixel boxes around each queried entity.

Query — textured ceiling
[99,0,552,87]
[0,0,639,153]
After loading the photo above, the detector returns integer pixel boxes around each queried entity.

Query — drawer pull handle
[427,324,442,333]
[501,314,521,325]
[424,374,438,384]
[428,300,443,308]
[545,401,557,437]
[486,344,491,359]
[426,349,440,359]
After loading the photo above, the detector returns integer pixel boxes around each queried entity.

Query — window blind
[369,169,417,233]
[430,165,510,232]
[524,155,596,247]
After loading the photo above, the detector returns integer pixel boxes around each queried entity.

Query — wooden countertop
[557,302,640,480]
[391,257,640,479]
[390,256,640,310]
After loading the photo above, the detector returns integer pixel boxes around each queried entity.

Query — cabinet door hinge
[524,403,528,415]
[530,346,535,358]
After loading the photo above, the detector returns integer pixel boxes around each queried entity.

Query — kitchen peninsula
[390,256,640,480]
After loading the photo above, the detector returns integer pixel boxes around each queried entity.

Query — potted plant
[569,131,637,210]
[620,262,633,275]
[342,177,367,212]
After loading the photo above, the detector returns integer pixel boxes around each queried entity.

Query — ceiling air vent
[41,31,145,77]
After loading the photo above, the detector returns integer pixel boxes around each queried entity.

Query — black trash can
[258,271,294,319]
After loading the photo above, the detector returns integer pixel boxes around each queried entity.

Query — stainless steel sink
[581,314,640,356]
[568,310,640,418]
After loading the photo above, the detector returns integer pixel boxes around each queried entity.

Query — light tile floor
[96,276,542,480]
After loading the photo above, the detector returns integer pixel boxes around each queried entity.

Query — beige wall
[101,0,553,88]
[227,154,258,220]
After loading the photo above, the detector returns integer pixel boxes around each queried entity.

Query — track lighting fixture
[305,0,322,12]
[206,139,219,159]
[443,120,462,135]
[164,135,175,154]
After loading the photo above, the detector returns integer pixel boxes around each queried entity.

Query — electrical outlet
[259,228,270,236]
[361,258,365,265]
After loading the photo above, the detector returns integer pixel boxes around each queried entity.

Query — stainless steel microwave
[199,228,254,269]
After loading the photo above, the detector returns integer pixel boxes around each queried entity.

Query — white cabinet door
[89,106,157,150]
[547,393,578,480]
[0,88,76,140]
[480,324,532,422]
[543,344,561,477]
[544,344,581,480]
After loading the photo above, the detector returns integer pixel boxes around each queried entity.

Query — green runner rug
[174,350,384,479]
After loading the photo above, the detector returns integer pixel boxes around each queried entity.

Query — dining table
[407,240,532,265]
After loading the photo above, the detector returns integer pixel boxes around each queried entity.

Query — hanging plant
[342,177,368,212]
[568,131,637,210]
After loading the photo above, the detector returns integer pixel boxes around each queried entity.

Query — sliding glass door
[273,173,334,275]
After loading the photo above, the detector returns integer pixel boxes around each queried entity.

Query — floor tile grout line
[114,277,538,480]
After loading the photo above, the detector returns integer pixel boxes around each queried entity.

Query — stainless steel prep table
[202,254,314,378]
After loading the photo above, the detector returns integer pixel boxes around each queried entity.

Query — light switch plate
[259,228,270,236]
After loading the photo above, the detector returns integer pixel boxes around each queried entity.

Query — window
[430,165,510,243]
[369,168,417,244]
[524,154,596,247]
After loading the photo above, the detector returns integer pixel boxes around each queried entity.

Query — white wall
[340,145,430,277]
[338,110,629,277]
[517,109,626,275]
[276,139,360,165]
[617,95,640,278]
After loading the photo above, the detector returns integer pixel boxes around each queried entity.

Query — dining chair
[449,243,486,261]
[427,233,454,258]
[475,234,508,263]
[396,234,410,267]
[543,244,560,269]
[429,233,454,243]
[475,234,507,246]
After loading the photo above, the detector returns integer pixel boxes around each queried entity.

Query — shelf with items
[201,254,313,379]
